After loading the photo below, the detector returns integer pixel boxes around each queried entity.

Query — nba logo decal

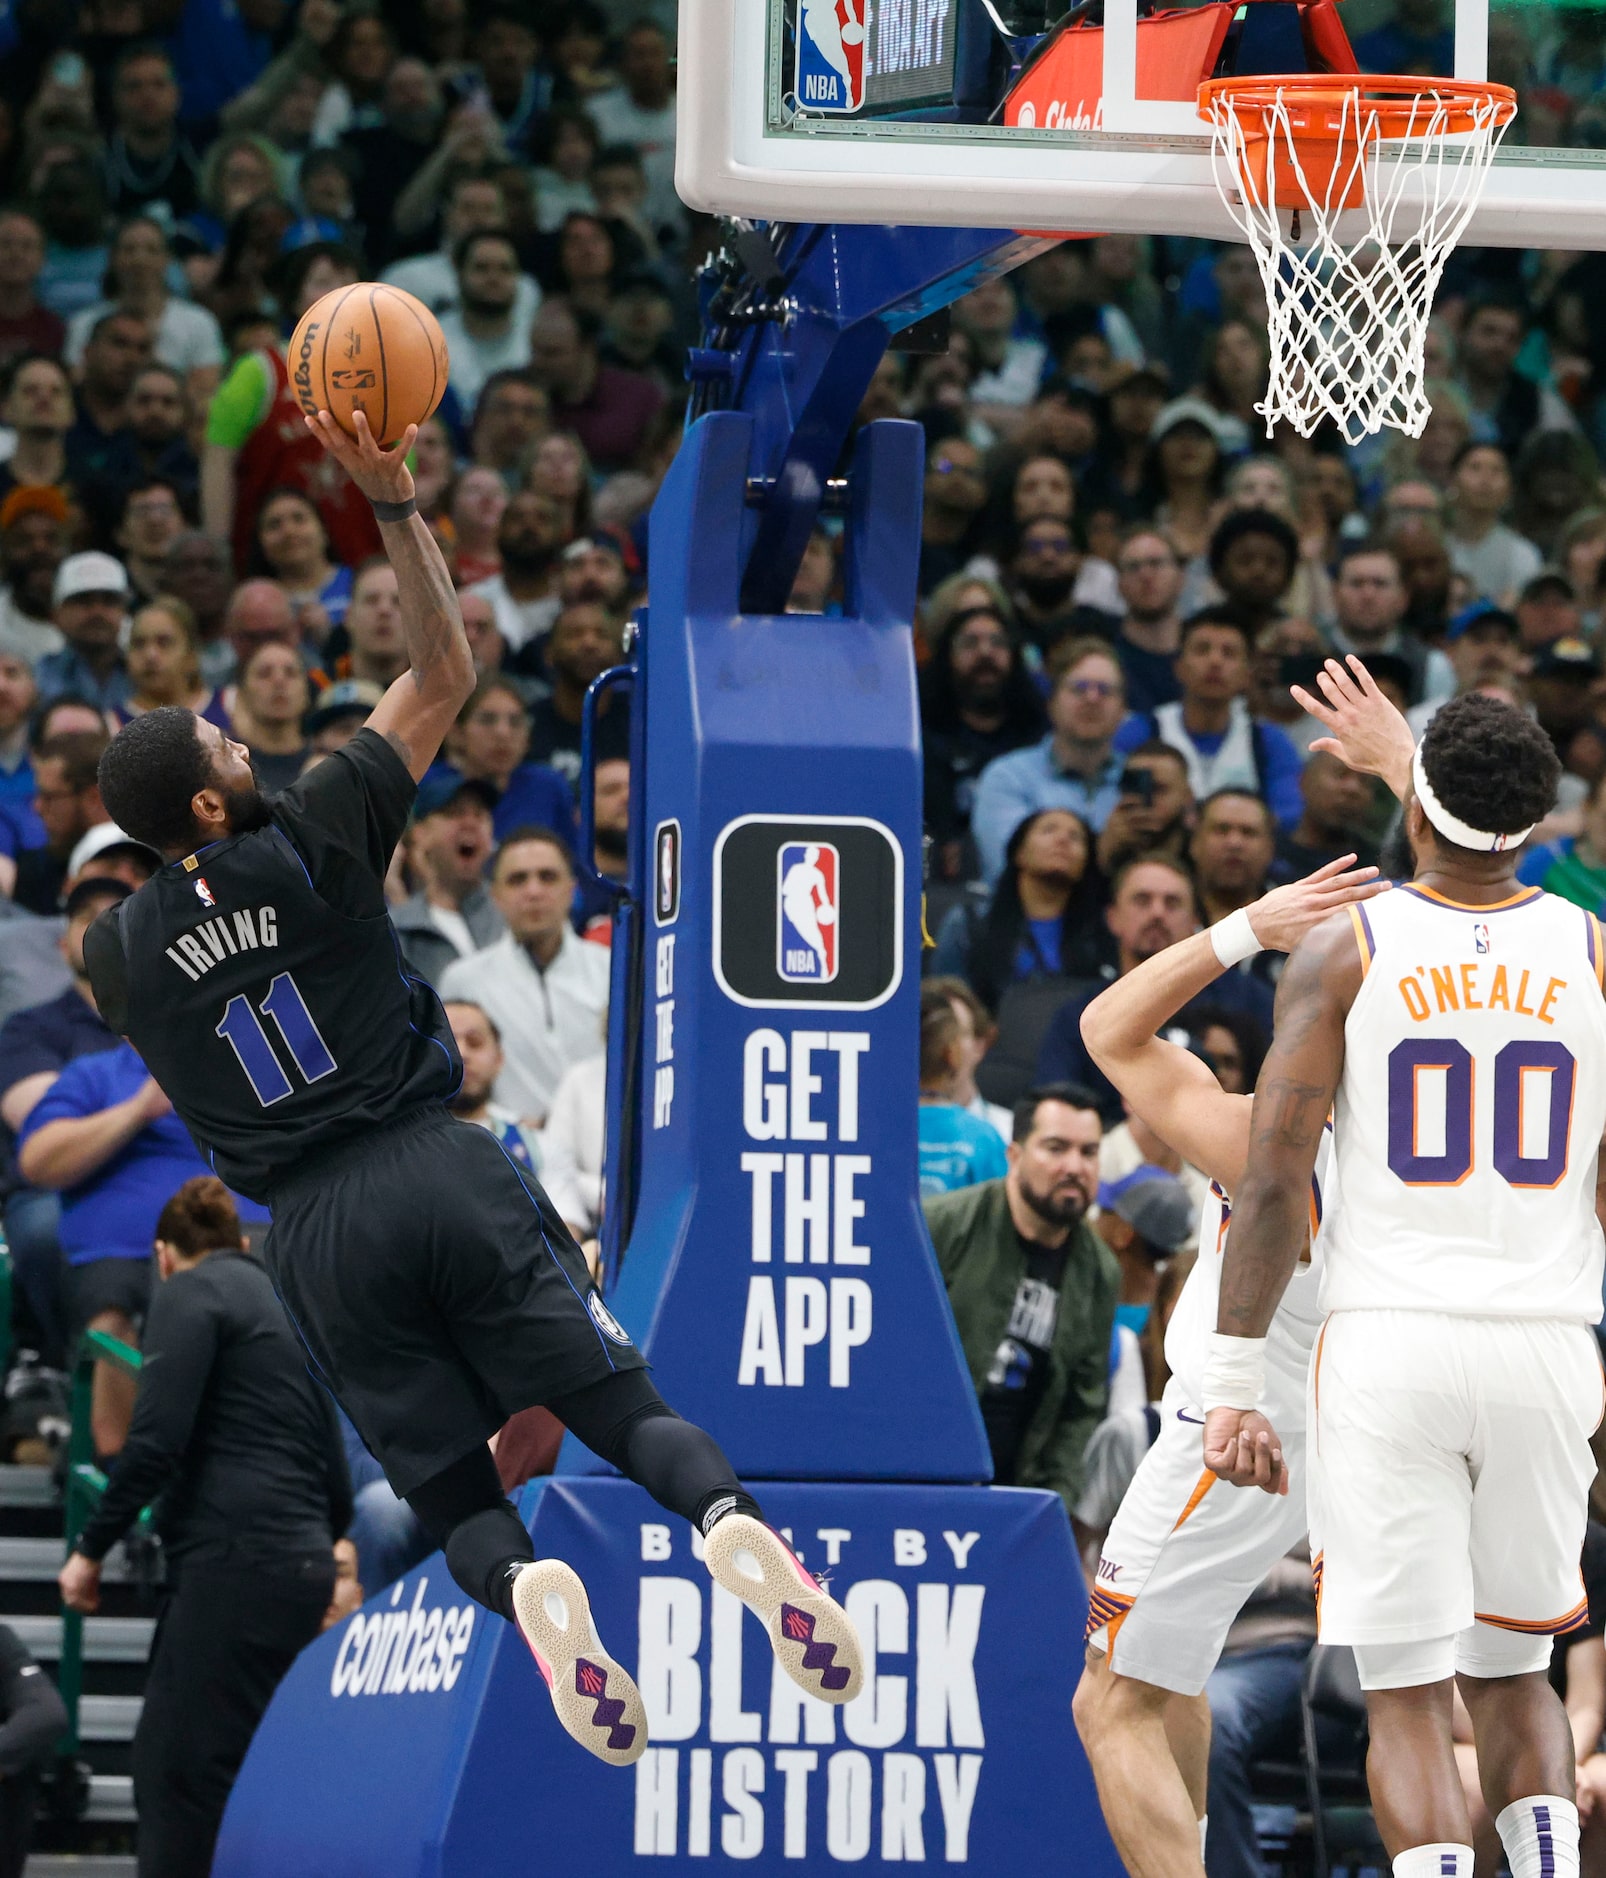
[1473,921,1491,955]
[653,819,681,926]
[795,0,867,112]
[195,877,215,908]
[777,842,840,983]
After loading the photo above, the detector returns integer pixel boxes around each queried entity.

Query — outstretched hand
[1291,655,1415,800]
[1203,1407,1290,1495]
[1248,854,1386,953]
[303,407,416,507]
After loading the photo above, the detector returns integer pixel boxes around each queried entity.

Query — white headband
[1411,744,1534,854]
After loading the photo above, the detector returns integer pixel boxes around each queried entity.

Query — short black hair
[1196,785,1272,827]
[492,823,576,876]
[1011,1081,1104,1144]
[453,227,518,274]
[1178,606,1255,654]
[1207,506,1299,581]
[97,707,212,854]
[1450,438,1509,476]
[1416,692,1560,851]
[1121,737,1189,774]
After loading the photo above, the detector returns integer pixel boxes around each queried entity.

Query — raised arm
[1291,654,1416,802]
[305,410,476,780]
[1202,913,1361,1493]
[1080,856,1383,1194]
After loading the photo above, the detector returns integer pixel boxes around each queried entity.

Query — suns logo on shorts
[587,1292,633,1346]
[195,877,215,908]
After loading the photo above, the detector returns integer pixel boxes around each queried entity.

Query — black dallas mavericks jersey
[84,730,461,1202]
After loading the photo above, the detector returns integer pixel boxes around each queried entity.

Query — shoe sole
[703,1516,864,1704]
[511,1559,647,1766]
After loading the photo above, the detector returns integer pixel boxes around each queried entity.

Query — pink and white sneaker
[703,1515,863,1704]
[510,1560,647,1766]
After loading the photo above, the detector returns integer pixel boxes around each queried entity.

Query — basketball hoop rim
[1198,73,1517,140]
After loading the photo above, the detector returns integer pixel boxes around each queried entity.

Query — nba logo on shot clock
[778,842,839,983]
[795,0,867,111]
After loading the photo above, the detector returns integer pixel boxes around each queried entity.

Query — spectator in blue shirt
[0,876,129,1365]
[1132,611,1305,832]
[0,653,35,837]
[971,638,1146,884]
[918,987,1010,1197]
[17,1038,267,1458]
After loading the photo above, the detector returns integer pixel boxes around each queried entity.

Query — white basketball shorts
[1087,1373,1308,1698]
[1308,1310,1603,1650]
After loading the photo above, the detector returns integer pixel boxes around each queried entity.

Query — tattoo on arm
[379,512,471,696]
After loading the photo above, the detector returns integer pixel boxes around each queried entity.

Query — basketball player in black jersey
[82,410,862,1766]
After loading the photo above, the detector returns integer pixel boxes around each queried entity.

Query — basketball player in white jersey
[1071,853,1384,1878]
[1207,676,1606,1878]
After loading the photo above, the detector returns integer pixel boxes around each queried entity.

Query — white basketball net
[1204,83,1514,443]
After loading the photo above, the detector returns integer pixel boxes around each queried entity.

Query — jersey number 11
[215,972,338,1106]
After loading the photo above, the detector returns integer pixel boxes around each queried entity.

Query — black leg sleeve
[405,1445,533,1621]
[548,1371,763,1535]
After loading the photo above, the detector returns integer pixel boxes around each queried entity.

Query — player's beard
[1016,1170,1090,1230]
[219,783,275,835]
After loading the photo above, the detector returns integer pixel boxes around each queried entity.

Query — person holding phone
[1096,742,1195,876]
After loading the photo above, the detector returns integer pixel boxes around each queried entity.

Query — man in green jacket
[924,1082,1118,1515]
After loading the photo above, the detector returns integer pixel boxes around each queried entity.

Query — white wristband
[1210,906,1262,970]
[1200,1332,1268,1412]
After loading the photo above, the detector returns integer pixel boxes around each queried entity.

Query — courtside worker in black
[84,407,864,1765]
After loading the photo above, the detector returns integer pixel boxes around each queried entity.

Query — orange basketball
[286,282,450,446]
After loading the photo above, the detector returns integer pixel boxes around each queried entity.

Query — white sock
[1392,1843,1475,1878]
[1198,1815,1208,1860]
[1496,1795,1580,1878]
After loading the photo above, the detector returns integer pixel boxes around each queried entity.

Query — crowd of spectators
[4,0,1606,1867]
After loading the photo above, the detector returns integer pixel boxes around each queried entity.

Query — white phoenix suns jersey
[1166,1125,1334,1413]
[1323,883,1606,1322]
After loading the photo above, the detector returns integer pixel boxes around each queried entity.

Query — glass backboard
[676,0,1606,247]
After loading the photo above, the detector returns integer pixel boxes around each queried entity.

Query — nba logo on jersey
[195,877,215,908]
[1473,921,1492,954]
[795,0,867,113]
[777,841,839,983]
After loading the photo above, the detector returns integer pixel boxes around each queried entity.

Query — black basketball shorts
[263,1105,645,1496]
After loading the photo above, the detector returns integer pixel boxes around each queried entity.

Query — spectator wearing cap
[1141,397,1230,570]
[1515,570,1585,654]
[924,1083,1118,1511]
[1519,767,1606,914]
[439,231,532,409]
[1205,509,1299,636]
[0,488,69,666]
[1093,1163,1197,1414]
[0,210,66,366]
[1527,637,1600,759]
[229,640,309,792]
[528,299,665,474]
[1407,603,1530,737]
[918,985,1011,1198]
[0,356,76,516]
[439,828,610,1122]
[1446,441,1545,608]
[1328,540,1456,709]
[35,552,132,712]
[391,776,506,983]
[9,731,112,915]
[527,601,629,790]
[303,678,384,758]
[1135,613,1304,831]
[972,639,1138,885]
[0,875,132,1365]
[433,675,575,844]
[467,489,567,654]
